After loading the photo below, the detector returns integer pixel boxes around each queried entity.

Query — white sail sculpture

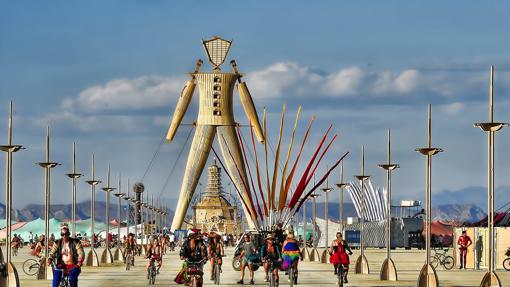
[347,180,387,222]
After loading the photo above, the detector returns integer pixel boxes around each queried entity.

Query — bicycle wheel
[214,263,220,285]
[338,265,344,287]
[443,256,454,270]
[23,259,39,276]
[503,258,510,271]
[125,255,130,271]
[430,256,439,268]
[269,271,275,287]
[289,267,294,287]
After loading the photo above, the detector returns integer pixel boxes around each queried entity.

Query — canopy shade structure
[0,221,27,239]
[0,218,108,240]
[0,219,18,229]
[12,218,62,240]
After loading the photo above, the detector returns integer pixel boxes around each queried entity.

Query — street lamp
[475,66,506,287]
[378,129,399,281]
[353,145,370,274]
[85,155,101,267]
[36,127,60,280]
[0,101,24,286]
[416,105,443,287]
[100,165,115,264]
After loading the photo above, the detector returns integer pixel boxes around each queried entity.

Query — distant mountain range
[0,200,486,224]
[300,201,486,223]
[0,200,174,223]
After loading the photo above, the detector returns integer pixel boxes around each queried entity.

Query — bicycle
[335,264,344,287]
[187,259,206,287]
[503,248,510,271]
[430,248,454,270]
[125,251,134,271]
[286,261,298,286]
[52,264,78,287]
[268,260,276,287]
[22,257,41,276]
[211,255,221,285]
[147,259,157,285]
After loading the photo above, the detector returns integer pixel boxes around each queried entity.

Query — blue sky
[2,1,510,210]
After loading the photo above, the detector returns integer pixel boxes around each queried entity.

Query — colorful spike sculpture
[216,104,348,230]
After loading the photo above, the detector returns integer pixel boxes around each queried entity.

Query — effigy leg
[171,125,216,231]
[217,125,258,230]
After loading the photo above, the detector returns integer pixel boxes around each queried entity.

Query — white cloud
[440,102,465,115]
[394,69,419,93]
[246,62,321,99]
[247,62,425,100]
[323,66,365,95]
[34,111,149,132]
[62,75,185,112]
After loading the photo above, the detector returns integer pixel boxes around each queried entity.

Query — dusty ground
[5,246,510,286]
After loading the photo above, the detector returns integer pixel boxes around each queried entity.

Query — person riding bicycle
[457,230,472,269]
[123,233,136,265]
[260,234,282,286]
[145,236,163,276]
[176,229,207,285]
[329,232,352,284]
[281,230,301,285]
[47,224,85,287]
[207,232,224,281]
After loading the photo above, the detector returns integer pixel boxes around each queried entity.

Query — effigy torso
[195,72,237,126]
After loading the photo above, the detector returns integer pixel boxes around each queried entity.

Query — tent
[0,222,27,240]
[0,219,18,229]
[73,219,106,236]
[13,218,63,240]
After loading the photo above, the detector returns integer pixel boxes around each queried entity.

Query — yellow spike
[271,104,286,210]
[263,108,271,210]
[278,106,302,210]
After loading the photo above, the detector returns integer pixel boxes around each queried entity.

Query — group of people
[15,222,475,287]
[234,224,301,286]
[176,229,225,285]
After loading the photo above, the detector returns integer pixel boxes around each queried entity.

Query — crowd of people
[7,223,354,287]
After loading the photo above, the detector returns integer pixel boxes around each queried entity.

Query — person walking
[457,230,472,269]
[237,234,257,285]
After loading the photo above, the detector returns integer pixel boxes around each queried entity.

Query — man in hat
[48,224,85,287]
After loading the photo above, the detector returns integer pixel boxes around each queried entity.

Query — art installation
[347,179,387,222]
[166,36,264,230]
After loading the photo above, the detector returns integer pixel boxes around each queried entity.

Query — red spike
[288,124,332,208]
[250,123,269,216]
[283,117,315,207]
[237,126,264,220]
[294,152,349,212]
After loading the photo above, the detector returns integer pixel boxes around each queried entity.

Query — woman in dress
[281,231,301,284]
[329,232,353,283]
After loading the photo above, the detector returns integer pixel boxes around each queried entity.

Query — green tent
[73,219,106,236]
[14,218,62,240]
[14,218,107,240]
